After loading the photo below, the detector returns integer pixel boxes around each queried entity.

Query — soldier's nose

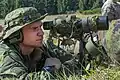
[37,29,44,36]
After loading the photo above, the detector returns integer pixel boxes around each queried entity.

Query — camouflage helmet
[2,7,47,40]
[105,19,120,64]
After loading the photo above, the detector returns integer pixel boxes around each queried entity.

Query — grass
[1,67,120,80]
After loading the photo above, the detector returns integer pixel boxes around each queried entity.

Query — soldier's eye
[32,26,39,31]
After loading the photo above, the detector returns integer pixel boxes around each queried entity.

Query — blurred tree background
[0,0,105,18]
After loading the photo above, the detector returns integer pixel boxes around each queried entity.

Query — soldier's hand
[44,58,61,70]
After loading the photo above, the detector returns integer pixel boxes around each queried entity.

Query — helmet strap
[4,30,23,44]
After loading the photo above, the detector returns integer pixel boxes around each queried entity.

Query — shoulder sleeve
[0,48,52,80]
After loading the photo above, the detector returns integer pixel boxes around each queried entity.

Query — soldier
[101,0,120,62]
[101,0,120,21]
[100,0,120,49]
[0,7,61,79]
[104,19,120,65]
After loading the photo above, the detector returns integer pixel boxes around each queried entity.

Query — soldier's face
[22,21,44,48]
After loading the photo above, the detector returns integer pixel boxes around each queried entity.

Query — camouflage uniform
[101,0,120,21]
[0,42,51,79]
[104,19,120,65]
[101,0,120,65]
[0,7,61,80]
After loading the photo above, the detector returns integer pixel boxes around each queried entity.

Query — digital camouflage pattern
[101,0,120,65]
[101,0,120,21]
[105,19,120,65]
[0,42,50,80]
[0,7,53,80]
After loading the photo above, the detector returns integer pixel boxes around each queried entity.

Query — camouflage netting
[105,20,120,65]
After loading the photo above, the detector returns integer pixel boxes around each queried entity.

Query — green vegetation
[0,0,102,18]
[1,66,120,80]
[79,8,101,15]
